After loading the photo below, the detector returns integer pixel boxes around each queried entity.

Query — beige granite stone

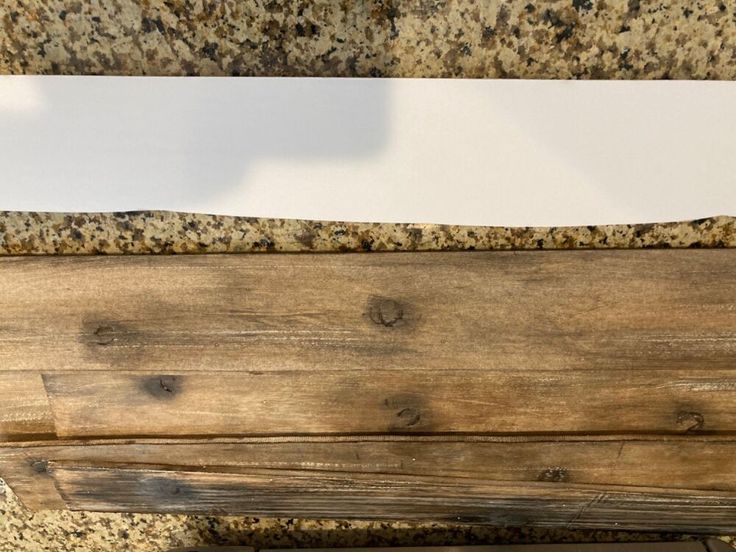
[1,1,735,78]
[1,211,735,255]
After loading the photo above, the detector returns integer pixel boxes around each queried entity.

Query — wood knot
[29,459,48,474]
[538,467,569,482]
[142,375,180,400]
[396,407,421,427]
[93,325,115,345]
[676,410,704,432]
[384,395,427,430]
[367,297,404,327]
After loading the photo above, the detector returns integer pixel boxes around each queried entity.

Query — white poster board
[0,76,734,226]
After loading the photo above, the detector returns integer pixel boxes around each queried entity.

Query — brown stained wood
[266,546,715,552]
[0,451,64,510]
[48,463,736,532]
[2,435,736,510]
[3,249,736,526]
[0,373,55,441]
[0,250,734,374]
[261,544,734,552]
[37,369,736,437]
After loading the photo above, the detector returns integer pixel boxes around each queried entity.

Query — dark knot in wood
[142,375,180,400]
[676,410,704,432]
[396,407,421,427]
[29,459,49,474]
[93,325,115,345]
[368,297,404,327]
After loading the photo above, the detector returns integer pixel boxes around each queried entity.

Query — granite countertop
[1,1,734,79]
[1,211,735,255]
[1,212,735,551]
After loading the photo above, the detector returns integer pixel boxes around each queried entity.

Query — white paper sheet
[0,76,734,226]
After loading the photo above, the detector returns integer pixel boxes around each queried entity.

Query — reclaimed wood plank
[265,545,715,552]
[2,435,736,510]
[48,463,736,532]
[0,373,55,441]
[2,249,736,526]
[0,250,734,374]
[37,369,736,437]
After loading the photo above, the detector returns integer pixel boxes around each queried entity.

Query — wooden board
[0,373,55,441]
[2,436,736,511]
[1,250,736,440]
[48,464,736,531]
[0,251,734,374]
[2,249,736,528]
[36,369,736,437]
[265,545,723,552]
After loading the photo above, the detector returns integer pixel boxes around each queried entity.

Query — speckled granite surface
[1,211,735,255]
[1,212,736,552]
[1,0,735,78]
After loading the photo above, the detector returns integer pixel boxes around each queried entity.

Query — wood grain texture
[0,250,734,373]
[2,435,736,510]
[49,463,736,531]
[2,249,736,527]
[2,249,736,439]
[264,545,716,552]
[0,373,55,441]
[38,369,736,437]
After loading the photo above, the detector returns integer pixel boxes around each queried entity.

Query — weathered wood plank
[0,373,55,441]
[0,251,734,373]
[266,545,716,552]
[38,369,736,437]
[2,435,736,510]
[48,463,736,532]
[265,545,719,552]
[2,249,736,526]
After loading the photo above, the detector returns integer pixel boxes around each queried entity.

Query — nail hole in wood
[538,466,569,482]
[142,375,180,400]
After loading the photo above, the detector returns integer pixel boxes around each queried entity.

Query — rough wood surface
[38,369,736,437]
[48,464,736,532]
[0,251,734,374]
[2,250,736,528]
[0,373,55,441]
[2,250,736,439]
[2,436,736,511]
